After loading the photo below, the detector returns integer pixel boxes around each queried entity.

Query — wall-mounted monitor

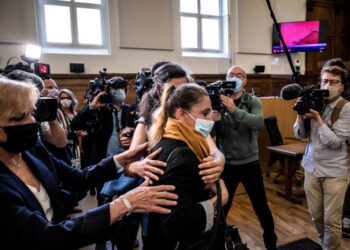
[272,20,328,54]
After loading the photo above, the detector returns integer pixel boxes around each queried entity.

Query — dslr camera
[199,80,236,111]
[135,68,153,102]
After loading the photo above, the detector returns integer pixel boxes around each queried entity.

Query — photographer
[213,65,277,250]
[293,62,350,250]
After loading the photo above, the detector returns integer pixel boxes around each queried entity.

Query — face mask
[322,85,340,100]
[0,123,38,153]
[47,89,58,98]
[227,77,243,93]
[111,89,126,104]
[60,99,72,108]
[186,112,215,138]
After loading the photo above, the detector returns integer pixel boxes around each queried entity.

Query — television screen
[272,20,328,54]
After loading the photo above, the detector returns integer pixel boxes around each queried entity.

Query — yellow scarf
[163,118,210,162]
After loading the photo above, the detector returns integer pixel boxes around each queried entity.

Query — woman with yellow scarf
[143,83,229,250]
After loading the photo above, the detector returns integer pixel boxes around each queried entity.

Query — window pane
[200,0,219,16]
[77,8,102,45]
[44,5,72,43]
[75,0,101,4]
[202,18,219,50]
[181,17,198,48]
[180,0,198,14]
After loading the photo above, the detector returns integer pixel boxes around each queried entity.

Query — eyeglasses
[321,79,342,85]
[227,73,246,80]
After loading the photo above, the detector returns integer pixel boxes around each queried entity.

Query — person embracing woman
[143,83,229,250]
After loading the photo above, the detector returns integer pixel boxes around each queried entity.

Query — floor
[77,173,350,250]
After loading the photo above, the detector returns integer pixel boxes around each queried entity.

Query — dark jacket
[70,104,130,165]
[144,138,211,250]
[0,139,120,250]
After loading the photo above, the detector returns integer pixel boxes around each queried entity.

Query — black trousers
[222,160,277,249]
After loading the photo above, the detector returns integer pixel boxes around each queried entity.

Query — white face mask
[186,111,215,138]
[60,99,72,108]
[322,85,340,100]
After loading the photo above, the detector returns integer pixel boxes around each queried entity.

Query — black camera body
[205,80,236,110]
[34,97,58,122]
[293,86,329,115]
[135,68,153,102]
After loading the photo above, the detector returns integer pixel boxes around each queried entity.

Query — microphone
[7,69,44,92]
[280,83,302,100]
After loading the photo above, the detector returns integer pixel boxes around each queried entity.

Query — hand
[211,110,222,122]
[208,179,229,206]
[119,128,134,149]
[76,130,88,137]
[89,91,107,108]
[304,109,323,126]
[123,178,178,214]
[114,142,149,166]
[220,95,236,113]
[198,156,223,184]
[64,129,69,135]
[124,147,167,182]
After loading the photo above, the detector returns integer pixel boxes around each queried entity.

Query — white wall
[0,0,306,75]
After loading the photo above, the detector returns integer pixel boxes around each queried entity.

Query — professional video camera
[135,68,153,102]
[280,83,329,115]
[199,80,236,110]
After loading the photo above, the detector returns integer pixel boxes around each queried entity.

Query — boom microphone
[280,83,302,100]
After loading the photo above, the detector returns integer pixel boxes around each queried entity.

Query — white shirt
[26,183,54,221]
[293,97,350,177]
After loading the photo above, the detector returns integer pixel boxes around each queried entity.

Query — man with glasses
[212,65,277,250]
[294,60,350,249]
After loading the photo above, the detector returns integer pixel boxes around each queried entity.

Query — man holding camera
[212,65,277,250]
[294,63,350,250]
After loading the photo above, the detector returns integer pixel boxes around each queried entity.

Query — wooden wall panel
[53,73,319,111]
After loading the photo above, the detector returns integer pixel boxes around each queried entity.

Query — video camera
[135,68,153,102]
[280,83,329,115]
[88,68,127,111]
[199,80,236,111]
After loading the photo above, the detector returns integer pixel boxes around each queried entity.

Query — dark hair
[108,76,128,93]
[150,61,170,76]
[138,63,191,125]
[149,83,208,147]
[323,58,346,70]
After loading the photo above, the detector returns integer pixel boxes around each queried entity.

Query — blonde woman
[0,77,178,250]
[144,83,228,249]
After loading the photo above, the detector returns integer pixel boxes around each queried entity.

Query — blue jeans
[222,160,277,249]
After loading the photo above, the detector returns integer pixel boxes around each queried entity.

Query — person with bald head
[212,65,277,249]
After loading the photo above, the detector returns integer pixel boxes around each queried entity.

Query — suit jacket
[144,138,210,250]
[0,139,120,250]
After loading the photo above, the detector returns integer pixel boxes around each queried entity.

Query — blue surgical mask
[111,89,126,104]
[186,111,215,138]
[227,77,243,93]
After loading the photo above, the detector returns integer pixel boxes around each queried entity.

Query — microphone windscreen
[280,83,302,100]
[7,69,44,92]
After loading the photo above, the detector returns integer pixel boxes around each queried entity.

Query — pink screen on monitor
[280,21,319,46]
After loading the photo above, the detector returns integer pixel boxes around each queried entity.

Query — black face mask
[0,123,39,153]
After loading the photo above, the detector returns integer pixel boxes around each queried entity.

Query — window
[179,0,228,55]
[36,0,109,54]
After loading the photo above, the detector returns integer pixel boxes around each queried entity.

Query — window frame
[36,0,110,54]
[180,0,224,54]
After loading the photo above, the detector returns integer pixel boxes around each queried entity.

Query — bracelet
[120,195,133,215]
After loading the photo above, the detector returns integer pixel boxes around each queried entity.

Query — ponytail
[149,85,176,148]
